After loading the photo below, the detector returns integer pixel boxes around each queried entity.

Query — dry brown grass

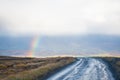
[0,56,75,80]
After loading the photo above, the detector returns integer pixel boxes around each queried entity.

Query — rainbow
[27,36,40,57]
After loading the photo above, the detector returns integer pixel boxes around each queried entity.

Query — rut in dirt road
[47,58,115,80]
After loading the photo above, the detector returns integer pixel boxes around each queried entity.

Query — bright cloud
[0,0,120,35]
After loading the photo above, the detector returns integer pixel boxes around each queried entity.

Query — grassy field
[1,56,120,80]
[0,56,76,80]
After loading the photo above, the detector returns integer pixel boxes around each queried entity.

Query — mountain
[0,35,120,57]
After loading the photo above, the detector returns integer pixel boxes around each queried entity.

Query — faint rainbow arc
[27,36,40,57]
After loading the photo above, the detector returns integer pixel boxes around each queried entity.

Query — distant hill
[0,56,33,60]
[0,35,120,56]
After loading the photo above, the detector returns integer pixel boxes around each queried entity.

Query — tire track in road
[47,58,115,80]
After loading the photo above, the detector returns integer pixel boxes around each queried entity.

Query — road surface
[47,58,115,80]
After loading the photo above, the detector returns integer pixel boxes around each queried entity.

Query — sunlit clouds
[0,0,120,36]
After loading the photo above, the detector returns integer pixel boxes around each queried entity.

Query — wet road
[47,58,115,80]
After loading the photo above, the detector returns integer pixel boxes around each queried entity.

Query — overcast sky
[0,0,120,36]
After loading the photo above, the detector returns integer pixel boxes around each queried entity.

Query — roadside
[96,57,120,80]
[0,56,76,80]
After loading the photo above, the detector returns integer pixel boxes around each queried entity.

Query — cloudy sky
[0,0,120,36]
